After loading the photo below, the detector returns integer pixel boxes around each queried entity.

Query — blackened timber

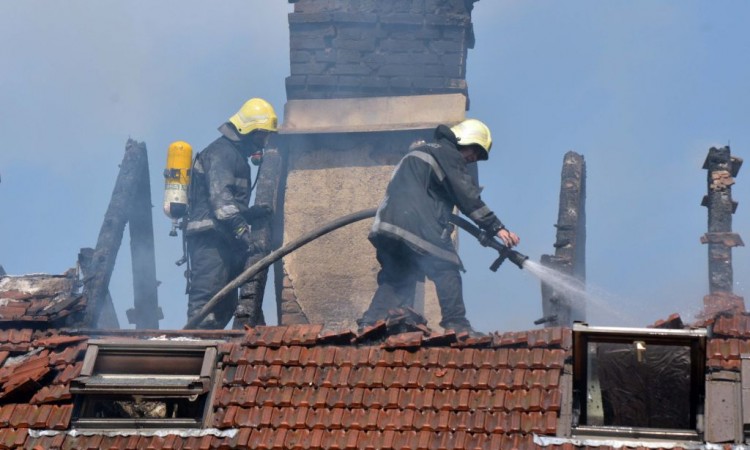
[77,248,119,329]
[702,146,743,295]
[540,151,586,327]
[82,139,148,328]
[234,148,283,328]
[125,141,162,329]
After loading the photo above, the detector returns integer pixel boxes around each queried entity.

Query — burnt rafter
[539,151,587,328]
[701,146,743,292]
[701,146,745,317]
[81,139,162,329]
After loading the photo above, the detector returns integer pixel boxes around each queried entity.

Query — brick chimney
[700,146,745,319]
[275,0,480,330]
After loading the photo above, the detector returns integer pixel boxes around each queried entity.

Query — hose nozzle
[507,249,529,269]
[489,247,529,271]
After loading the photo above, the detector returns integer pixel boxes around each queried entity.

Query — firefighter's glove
[245,204,272,222]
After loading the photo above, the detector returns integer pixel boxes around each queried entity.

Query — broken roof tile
[1,366,49,400]
[51,361,81,385]
[33,335,87,349]
[29,384,70,405]
[317,328,356,345]
[281,324,324,346]
[651,313,685,329]
[382,331,423,349]
[353,321,387,342]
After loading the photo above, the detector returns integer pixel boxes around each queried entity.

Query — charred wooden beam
[82,139,156,328]
[539,151,586,328]
[233,148,283,329]
[77,248,119,329]
[125,142,162,329]
[701,146,745,316]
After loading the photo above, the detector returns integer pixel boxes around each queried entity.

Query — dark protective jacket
[185,135,252,238]
[370,125,504,266]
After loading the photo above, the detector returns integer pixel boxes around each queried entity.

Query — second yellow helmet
[228,98,278,135]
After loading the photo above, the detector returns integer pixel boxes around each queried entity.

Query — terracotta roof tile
[490,368,513,389]
[28,405,52,428]
[0,329,33,351]
[33,335,87,349]
[707,337,749,368]
[0,427,28,449]
[382,331,423,349]
[281,324,324,346]
[0,308,580,450]
[713,314,750,337]
[47,341,86,366]
[317,328,356,345]
[51,361,81,385]
[421,331,458,347]
[29,384,70,405]
[244,325,289,348]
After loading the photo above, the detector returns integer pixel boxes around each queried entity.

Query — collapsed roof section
[0,272,85,328]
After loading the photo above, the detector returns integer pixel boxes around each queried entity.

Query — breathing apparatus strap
[182,225,192,295]
[250,156,263,194]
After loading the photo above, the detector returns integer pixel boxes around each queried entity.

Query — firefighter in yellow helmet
[185,98,278,329]
[358,119,520,336]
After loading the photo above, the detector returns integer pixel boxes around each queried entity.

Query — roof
[0,276,571,450]
[1,272,748,449]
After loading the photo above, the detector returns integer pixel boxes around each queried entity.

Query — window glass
[585,341,692,429]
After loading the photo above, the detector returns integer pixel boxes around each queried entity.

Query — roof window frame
[572,323,707,441]
[70,339,220,429]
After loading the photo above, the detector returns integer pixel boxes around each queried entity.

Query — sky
[1,1,749,332]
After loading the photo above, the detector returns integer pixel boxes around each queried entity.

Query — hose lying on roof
[183,208,378,329]
[183,208,527,329]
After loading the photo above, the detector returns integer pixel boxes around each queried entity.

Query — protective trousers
[359,237,472,330]
[233,253,268,329]
[186,230,246,329]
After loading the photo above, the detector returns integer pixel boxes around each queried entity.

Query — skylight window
[71,340,218,429]
[572,324,706,440]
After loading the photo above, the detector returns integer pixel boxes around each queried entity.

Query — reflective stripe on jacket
[186,136,251,237]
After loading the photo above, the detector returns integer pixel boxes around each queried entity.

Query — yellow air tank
[163,140,193,236]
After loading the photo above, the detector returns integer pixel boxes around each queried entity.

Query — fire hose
[183,208,528,329]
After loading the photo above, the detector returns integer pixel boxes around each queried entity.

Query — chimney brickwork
[277,0,479,330]
[700,146,745,318]
[286,0,475,105]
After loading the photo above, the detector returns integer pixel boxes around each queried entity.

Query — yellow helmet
[228,98,278,135]
[450,118,492,160]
